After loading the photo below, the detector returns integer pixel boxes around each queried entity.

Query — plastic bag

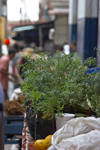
[48,117,100,150]
[10,144,19,150]
[48,130,100,150]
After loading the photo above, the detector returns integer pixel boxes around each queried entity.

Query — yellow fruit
[34,139,48,150]
[34,135,53,150]
[45,135,53,148]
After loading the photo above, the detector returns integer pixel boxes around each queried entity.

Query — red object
[88,107,91,116]
[54,120,56,132]
[28,140,35,150]
[39,114,44,119]
[29,102,31,109]
[4,39,10,45]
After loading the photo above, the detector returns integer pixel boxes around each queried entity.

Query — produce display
[21,52,99,119]
[4,99,25,116]
[19,51,100,150]
[34,135,52,150]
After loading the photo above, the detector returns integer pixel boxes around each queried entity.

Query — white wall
[78,0,98,19]
[69,0,78,24]
[54,15,68,45]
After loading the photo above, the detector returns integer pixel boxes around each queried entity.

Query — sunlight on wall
[7,0,39,21]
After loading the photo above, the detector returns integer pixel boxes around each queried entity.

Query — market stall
[9,52,100,150]
[4,88,25,149]
[21,115,100,150]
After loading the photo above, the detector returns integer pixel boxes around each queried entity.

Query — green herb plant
[20,51,100,120]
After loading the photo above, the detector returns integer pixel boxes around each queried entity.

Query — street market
[0,0,100,150]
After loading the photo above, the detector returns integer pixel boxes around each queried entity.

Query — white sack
[56,130,100,150]
[48,117,100,150]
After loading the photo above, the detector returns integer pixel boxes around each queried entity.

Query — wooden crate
[4,115,24,145]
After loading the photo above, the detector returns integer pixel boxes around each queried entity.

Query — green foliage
[20,51,100,119]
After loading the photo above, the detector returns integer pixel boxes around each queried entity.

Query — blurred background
[0,0,100,95]
[0,0,100,62]
[0,0,100,150]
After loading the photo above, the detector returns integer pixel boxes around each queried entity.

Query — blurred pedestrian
[14,47,36,88]
[12,44,25,67]
[70,41,82,62]
[12,44,25,89]
[53,45,64,58]
[63,43,70,55]
[70,41,77,53]
[0,48,17,101]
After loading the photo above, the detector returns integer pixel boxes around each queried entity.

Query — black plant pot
[25,102,54,140]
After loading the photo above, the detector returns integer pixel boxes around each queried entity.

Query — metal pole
[39,26,43,47]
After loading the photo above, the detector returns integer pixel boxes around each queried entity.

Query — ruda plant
[20,51,99,119]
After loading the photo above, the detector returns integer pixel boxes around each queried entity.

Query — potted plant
[20,51,99,139]
[20,52,80,119]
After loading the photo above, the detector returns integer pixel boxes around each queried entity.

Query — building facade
[0,0,7,45]
[50,0,69,48]
[39,0,69,50]
[69,0,100,63]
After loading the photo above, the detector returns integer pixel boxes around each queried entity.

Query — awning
[12,25,35,32]
[11,20,54,32]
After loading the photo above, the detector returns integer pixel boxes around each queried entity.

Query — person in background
[0,82,4,150]
[8,43,19,97]
[70,41,77,53]
[12,44,25,89]
[63,43,70,55]
[14,47,36,88]
[0,48,17,101]
[70,41,82,62]
[12,44,25,68]
[53,45,64,58]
